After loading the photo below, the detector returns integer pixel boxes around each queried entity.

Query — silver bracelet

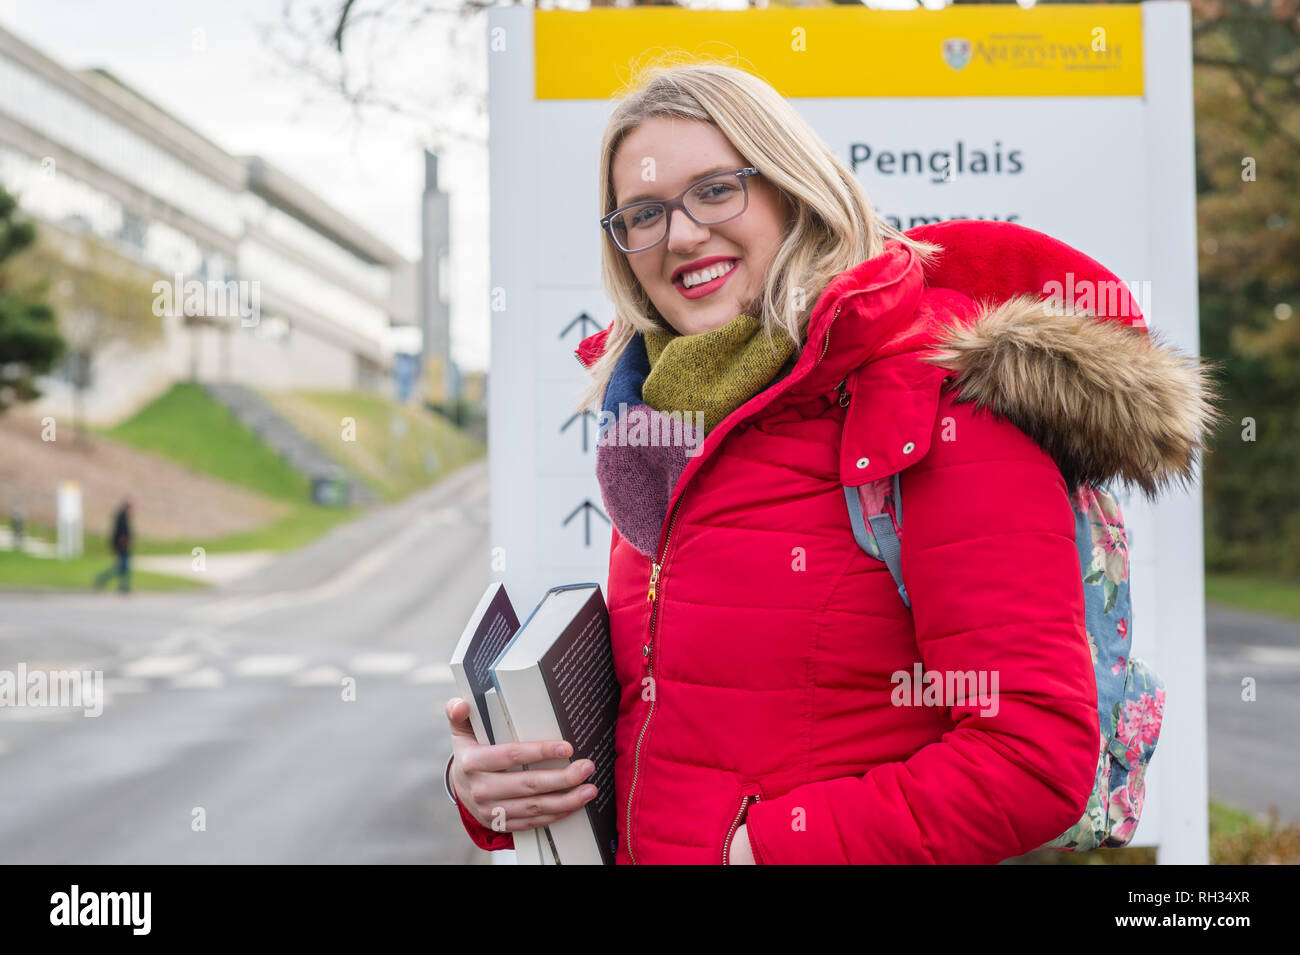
[443,753,459,807]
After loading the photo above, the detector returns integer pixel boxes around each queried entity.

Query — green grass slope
[104,383,310,502]
[259,389,484,501]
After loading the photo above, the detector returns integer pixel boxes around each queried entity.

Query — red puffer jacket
[455,218,1209,863]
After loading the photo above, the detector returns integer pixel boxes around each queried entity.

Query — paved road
[1206,603,1300,824]
[0,459,1295,862]
[0,460,493,864]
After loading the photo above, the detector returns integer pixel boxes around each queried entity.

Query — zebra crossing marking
[291,665,348,687]
[233,654,307,677]
[123,655,201,679]
[103,678,152,695]
[408,663,454,684]
[348,652,416,675]
[171,667,226,689]
[80,649,458,696]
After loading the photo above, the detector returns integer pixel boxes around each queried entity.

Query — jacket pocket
[721,783,765,865]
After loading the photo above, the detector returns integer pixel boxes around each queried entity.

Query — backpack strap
[842,485,879,558]
[843,471,910,609]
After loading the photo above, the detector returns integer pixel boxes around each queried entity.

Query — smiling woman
[605,124,790,338]
[444,60,1221,866]
[576,71,941,410]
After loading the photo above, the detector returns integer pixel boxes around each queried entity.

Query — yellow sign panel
[535,6,1141,99]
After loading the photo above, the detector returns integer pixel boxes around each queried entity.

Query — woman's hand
[445,697,598,833]
[727,823,756,864]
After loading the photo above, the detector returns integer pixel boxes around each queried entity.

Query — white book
[490,583,619,865]
[450,582,518,747]
[449,581,553,863]
[484,688,550,865]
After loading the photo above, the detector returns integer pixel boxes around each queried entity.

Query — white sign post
[56,479,83,559]
[488,1,1205,864]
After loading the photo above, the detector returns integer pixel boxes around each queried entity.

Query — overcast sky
[0,0,493,370]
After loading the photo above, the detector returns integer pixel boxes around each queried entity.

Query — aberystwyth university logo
[942,34,1124,73]
[942,37,972,71]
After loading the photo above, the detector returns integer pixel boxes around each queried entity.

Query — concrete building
[0,23,418,425]
[420,149,453,405]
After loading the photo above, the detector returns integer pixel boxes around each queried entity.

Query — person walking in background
[94,497,132,593]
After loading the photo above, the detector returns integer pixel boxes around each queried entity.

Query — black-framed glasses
[600,167,761,254]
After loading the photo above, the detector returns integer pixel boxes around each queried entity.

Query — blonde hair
[576,58,942,414]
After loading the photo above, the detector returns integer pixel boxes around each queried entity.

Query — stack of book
[449,581,619,865]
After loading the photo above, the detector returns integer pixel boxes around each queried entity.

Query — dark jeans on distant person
[94,551,130,592]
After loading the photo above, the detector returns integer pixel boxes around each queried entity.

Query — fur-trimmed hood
[574,219,1225,505]
[904,219,1226,502]
[920,291,1225,501]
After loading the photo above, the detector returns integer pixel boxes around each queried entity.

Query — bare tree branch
[333,0,358,52]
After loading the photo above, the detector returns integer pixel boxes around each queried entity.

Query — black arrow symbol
[560,410,598,453]
[559,311,603,341]
[563,499,611,547]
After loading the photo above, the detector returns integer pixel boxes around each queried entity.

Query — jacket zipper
[818,304,844,364]
[625,495,683,865]
[722,793,762,865]
[822,304,849,408]
[623,301,845,864]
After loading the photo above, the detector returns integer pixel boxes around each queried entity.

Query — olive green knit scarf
[641,313,798,436]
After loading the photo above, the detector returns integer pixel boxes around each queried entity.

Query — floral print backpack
[844,473,1165,851]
